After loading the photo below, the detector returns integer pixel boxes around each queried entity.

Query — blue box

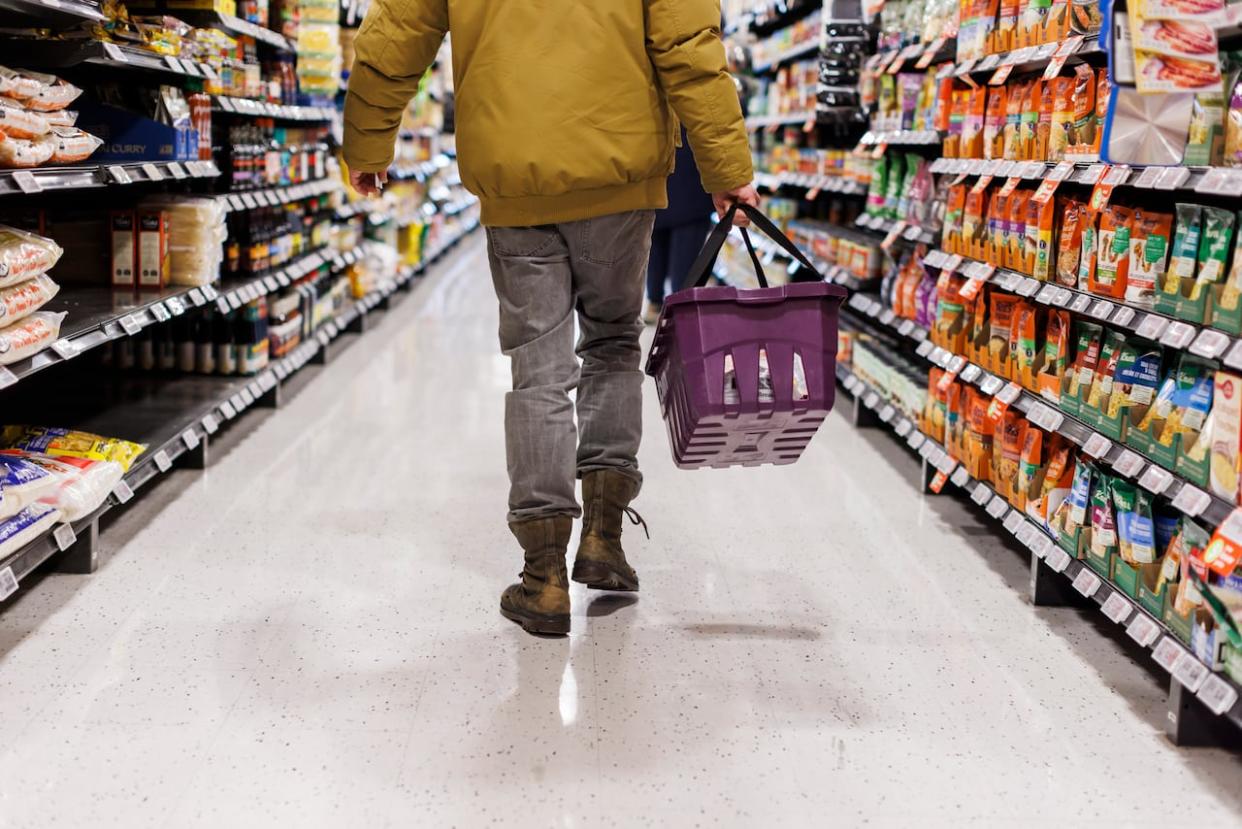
[75,101,197,162]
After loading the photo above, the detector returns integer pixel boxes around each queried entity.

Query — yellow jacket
[342,0,752,227]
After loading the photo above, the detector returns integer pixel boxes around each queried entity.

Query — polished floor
[1,236,1241,827]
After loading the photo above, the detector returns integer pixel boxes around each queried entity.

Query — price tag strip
[1101,591,1132,624]
[1126,613,1161,647]
[1071,567,1102,598]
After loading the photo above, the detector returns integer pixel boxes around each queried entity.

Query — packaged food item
[0,502,60,560]
[1019,80,1042,160]
[1186,79,1228,166]
[20,73,81,112]
[984,86,1008,160]
[1090,204,1133,298]
[999,409,1028,503]
[0,225,62,288]
[1007,191,1031,271]
[111,211,136,289]
[1076,208,1098,289]
[1132,488,1158,564]
[0,99,50,140]
[0,427,146,472]
[1047,76,1075,161]
[1189,206,1235,300]
[1090,473,1119,556]
[1032,436,1074,525]
[1086,330,1125,412]
[1055,198,1084,286]
[0,135,54,169]
[1173,520,1212,614]
[943,184,967,251]
[1153,355,1214,448]
[1210,370,1242,502]
[1126,209,1173,309]
[1227,74,1242,166]
[962,87,987,159]
[42,110,77,128]
[1038,309,1070,401]
[0,454,54,521]
[1114,340,1162,409]
[1,452,125,522]
[137,210,168,290]
[1165,204,1203,300]
[1012,301,1041,384]
[1032,195,1056,281]
[1035,79,1054,161]
[989,293,1020,369]
[1067,321,1103,399]
[0,273,57,326]
[1003,80,1026,159]
[1068,65,1097,150]
[0,311,64,365]
[1066,458,1093,528]
[1112,478,1140,562]
[1221,209,1242,314]
[1018,426,1045,504]
[0,67,45,102]
[46,126,101,164]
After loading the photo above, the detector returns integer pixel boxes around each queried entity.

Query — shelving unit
[0,161,220,197]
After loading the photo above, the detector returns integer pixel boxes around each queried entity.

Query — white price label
[916,340,934,357]
[165,297,185,316]
[149,302,170,323]
[1135,313,1170,341]
[108,165,132,185]
[142,163,164,182]
[947,355,967,374]
[960,364,982,383]
[1196,675,1240,716]
[1082,432,1113,459]
[1072,568,1102,598]
[898,319,915,337]
[1138,464,1175,495]
[1225,339,1242,371]
[1190,328,1231,359]
[1035,283,1058,304]
[1153,639,1187,672]
[1079,164,1107,185]
[1111,306,1136,327]
[240,388,256,407]
[980,375,1004,396]
[972,483,994,505]
[1126,614,1161,647]
[182,430,200,451]
[879,404,896,423]
[996,382,1023,405]
[1069,293,1093,313]
[1101,591,1132,624]
[1046,548,1071,572]
[1171,484,1211,517]
[895,419,913,437]
[1112,449,1146,478]
[111,480,134,504]
[1155,166,1191,191]
[1016,277,1041,297]
[1034,537,1054,559]
[119,315,141,336]
[1015,522,1036,547]
[879,309,896,326]
[51,338,79,360]
[201,414,220,434]
[11,170,41,193]
[188,288,205,306]
[907,432,925,450]
[1172,652,1210,693]
[0,566,17,601]
[153,450,172,473]
[1103,164,1131,186]
[1133,166,1163,189]
[950,466,970,487]
[863,392,880,409]
[220,400,236,419]
[1089,299,1115,320]
[1161,321,1196,349]
[987,495,1010,519]
[53,523,76,552]
[936,453,956,474]
[167,162,187,180]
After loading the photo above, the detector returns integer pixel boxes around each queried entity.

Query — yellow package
[0,426,147,472]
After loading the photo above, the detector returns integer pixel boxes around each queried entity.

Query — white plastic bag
[0,274,58,326]
[0,502,60,559]
[0,225,63,287]
[0,454,55,521]
[4,453,124,521]
[0,311,65,365]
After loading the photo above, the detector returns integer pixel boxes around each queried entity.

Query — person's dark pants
[646,218,712,305]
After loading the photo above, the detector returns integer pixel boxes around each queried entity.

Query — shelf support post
[55,520,100,575]
[1028,554,1077,606]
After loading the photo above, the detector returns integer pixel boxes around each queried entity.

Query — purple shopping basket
[645,204,846,470]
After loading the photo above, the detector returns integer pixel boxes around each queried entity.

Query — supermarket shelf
[923,248,1242,371]
[929,156,1242,197]
[0,159,219,197]
[0,39,223,83]
[858,129,941,147]
[835,358,1242,734]
[755,170,866,196]
[0,221,480,599]
[938,36,1103,78]
[217,176,340,213]
[840,288,1237,530]
[745,111,819,130]
[0,0,104,24]
[854,213,939,246]
[752,38,820,73]
[213,96,336,122]
[866,37,958,74]
[725,0,821,35]
[388,155,452,182]
[174,10,292,52]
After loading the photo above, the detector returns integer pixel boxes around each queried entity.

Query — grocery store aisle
[2,235,1241,828]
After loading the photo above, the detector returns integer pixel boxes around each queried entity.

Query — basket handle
[681,203,818,292]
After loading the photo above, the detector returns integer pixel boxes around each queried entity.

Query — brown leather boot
[500,516,573,635]
[573,469,644,592]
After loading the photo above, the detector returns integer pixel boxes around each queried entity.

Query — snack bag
[1008,190,1032,271]
[1210,370,1242,502]
[1019,80,1042,160]
[0,225,63,288]
[943,183,967,252]
[0,311,64,365]
[1066,321,1103,400]
[0,426,146,472]
[1056,198,1085,286]
[1114,340,1162,411]
[984,86,1008,160]
[1165,204,1203,302]
[47,126,101,164]
[1048,76,1076,161]
[989,293,1020,371]
[1090,204,1133,299]
[1131,489,1158,564]
[1066,458,1093,528]
[1035,79,1054,160]
[1090,472,1119,557]
[1017,425,1044,504]
[1154,355,1214,449]
[1012,301,1042,387]
[1068,64,1097,149]
[1003,80,1026,159]
[1126,209,1173,309]
[1189,206,1235,301]
[1112,478,1140,563]
[1085,330,1124,412]
[1032,194,1056,281]
[0,99,50,140]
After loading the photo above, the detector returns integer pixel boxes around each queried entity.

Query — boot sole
[572,560,639,592]
[500,604,570,636]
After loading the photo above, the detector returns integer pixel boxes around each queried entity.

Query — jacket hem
[480,179,670,228]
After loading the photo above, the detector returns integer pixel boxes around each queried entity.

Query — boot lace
[625,507,650,539]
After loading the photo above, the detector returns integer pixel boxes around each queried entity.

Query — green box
[1112,557,1141,599]
[1085,545,1114,578]
[1058,522,1084,557]
[1165,602,1195,644]
[1209,287,1242,335]
[1137,564,1168,618]
[1224,643,1242,686]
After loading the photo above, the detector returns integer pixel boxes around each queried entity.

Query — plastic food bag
[1,426,146,472]
[0,454,55,521]
[1,453,123,521]
[47,126,101,164]
[0,99,50,139]
[0,225,63,287]
[0,502,60,559]
[0,311,65,365]
[0,135,54,168]
[0,66,45,102]
[141,196,226,287]
[43,110,77,128]
[23,75,81,113]
[0,274,58,326]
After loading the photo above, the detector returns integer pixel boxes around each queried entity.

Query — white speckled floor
[1,235,1241,827]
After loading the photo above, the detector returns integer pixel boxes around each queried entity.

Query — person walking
[644,130,716,325]
[342,0,758,637]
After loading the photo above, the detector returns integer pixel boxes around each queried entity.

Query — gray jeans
[486,210,655,523]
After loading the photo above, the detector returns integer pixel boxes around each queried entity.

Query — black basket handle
[681,203,819,292]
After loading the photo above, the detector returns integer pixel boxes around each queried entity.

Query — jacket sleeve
[342,0,448,173]
[644,0,753,193]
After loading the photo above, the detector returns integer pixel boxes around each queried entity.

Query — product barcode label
[182,430,200,451]
[1110,306,1136,328]
[907,431,925,450]
[1161,321,1196,349]
[1127,614,1161,647]
[987,495,1009,519]
[1046,547,1071,572]
[1190,329,1231,359]
[1171,652,1210,693]
[111,480,134,504]
[1101,591,1132,624]
[1138,465,1174,495]
[0,566,18,601]
[1135,313,1170,341]
[1082,432,1113,459]
[1171,484,1211,517]
[1111,449,1146,478]
[53,523,76,552]
[1197,675,1240,715]
[153,450,172,473]
[51,339,79,360]
[1153,637,1186,671]
[1072,568,1101,598]
[972,482,994,505]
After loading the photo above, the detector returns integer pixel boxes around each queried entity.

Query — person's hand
[712,184,760,227]
[349,169,388,197]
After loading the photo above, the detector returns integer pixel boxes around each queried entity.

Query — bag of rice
[0,454,55,521]
[0,502,60,560]
[0,225,63,287]
[1,452,124,521]
[0,311,65,365]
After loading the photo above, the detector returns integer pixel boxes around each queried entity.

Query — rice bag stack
[0,66,100,169]
[0,225,66,365]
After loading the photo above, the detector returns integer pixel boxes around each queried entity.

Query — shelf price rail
[0,221,480,604]
[0,160,220,197]
[834,354,1242,745]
